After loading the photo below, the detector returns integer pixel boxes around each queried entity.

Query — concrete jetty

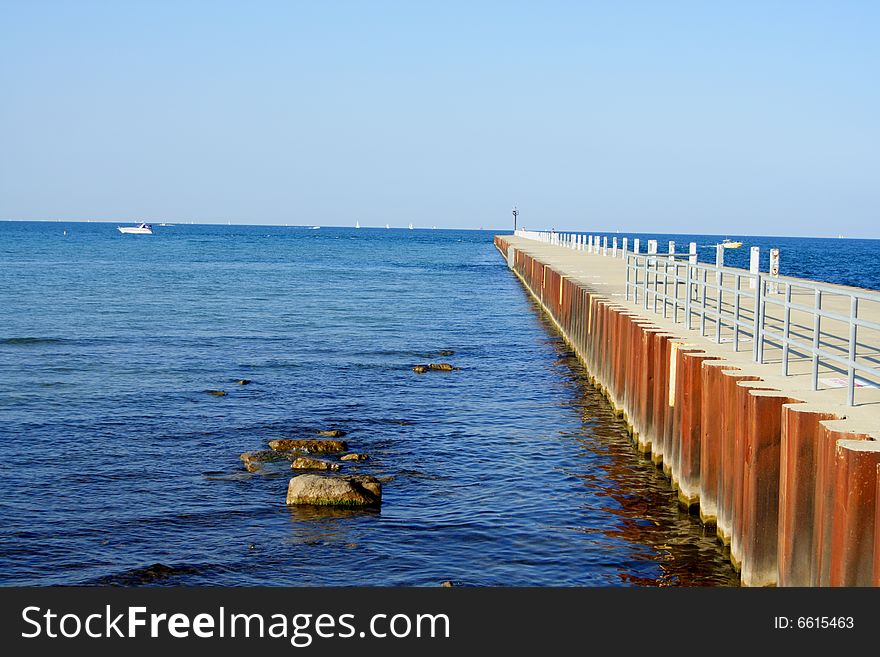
[496,232,880,586]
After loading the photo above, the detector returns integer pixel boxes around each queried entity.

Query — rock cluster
[233,427,384,506]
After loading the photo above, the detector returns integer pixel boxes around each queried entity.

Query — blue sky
[1,1,877,235]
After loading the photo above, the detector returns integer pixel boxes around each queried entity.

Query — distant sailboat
[385,223,390,229]
[408,222,413,230]
[355,220,360,229]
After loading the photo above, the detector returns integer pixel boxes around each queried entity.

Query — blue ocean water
[0,220,805,587]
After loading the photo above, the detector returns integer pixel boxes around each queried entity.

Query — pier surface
[496,234,880,586]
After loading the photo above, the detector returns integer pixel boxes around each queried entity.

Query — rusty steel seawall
[495,235,880,586]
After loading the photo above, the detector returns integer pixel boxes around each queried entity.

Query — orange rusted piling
[716,371,767,544]
[650,333,674,468]
[666,343,702,485]
[698,361,738,526]
[875,465,880,586]
[739,391,803,587]
[634,328,666,455]
[777,405,842,587]
[676,351,719,511]
[622,316,640,432]
[716,372,764,545]
[730,382,777,569]
[620,315,639,418]
[813,425,870,586]
[829,440,880,586]
[593,300,607,389]
[609,309,631,412]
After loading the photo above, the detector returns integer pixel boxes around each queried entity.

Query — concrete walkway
[502,235,880,436]
[497,234,880,585]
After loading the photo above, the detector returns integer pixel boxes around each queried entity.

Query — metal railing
[624,252,880,406]
[509,229,880,405]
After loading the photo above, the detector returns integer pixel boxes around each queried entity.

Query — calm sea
[10,221,873,587]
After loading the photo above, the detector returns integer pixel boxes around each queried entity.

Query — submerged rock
[437,350,455,357]
[100,562,202,585]
[340,453,369,461]
[240,450,287,471]
[206,389,227,396]
[268,438,347,454]
[240,449,285,463]
[291,456,341,471]
[428,363,456,371]
[203,471,253,482]
[235,379,252,385]
[240,450,296,473]
[440,581,454,587]
[412,364,429,373]
[286,474,382,506]
[316,429,347,438]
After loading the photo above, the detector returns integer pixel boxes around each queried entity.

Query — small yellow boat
[721,238,742,248]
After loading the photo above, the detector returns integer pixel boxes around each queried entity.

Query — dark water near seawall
[0,221,741,586]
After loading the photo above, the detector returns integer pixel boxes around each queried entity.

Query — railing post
[749,246,760,289]
[621,237,628,258]
[684,259,692,329]
[602,236,608,256]
[715,268,723,343]
[755,276,765,363]
[715,244,725,342]
[665,241,675,319]
[782,282,793,375]
[612,236,618,258]
[647,241,657,312]
[811,290,822,391]
[672,261,681,323]
[633,238,640,255]
[733,273,741,352]
[848,296,858,406]
[700,268,708,336]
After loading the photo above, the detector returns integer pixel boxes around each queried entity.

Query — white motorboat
[118,223,153,234]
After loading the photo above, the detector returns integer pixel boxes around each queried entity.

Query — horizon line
[0,218,876,240]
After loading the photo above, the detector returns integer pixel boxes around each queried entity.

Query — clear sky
[1,1,878,236]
